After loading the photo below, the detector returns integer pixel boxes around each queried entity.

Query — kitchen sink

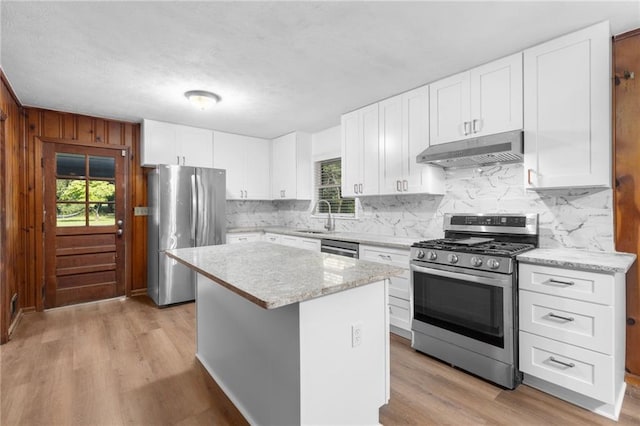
[294,229,329,234]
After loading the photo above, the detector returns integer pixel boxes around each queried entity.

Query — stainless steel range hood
[417,130,524,169]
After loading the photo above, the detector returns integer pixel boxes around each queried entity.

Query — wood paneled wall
[0,71,25,343]
[613,28,640,382]
[24,108,148,310]
[0,68,148,342]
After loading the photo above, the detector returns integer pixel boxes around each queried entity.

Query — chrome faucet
[316,199,334,232]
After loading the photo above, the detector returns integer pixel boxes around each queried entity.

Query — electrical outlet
[134,206,149,216]
[351,322,363,348]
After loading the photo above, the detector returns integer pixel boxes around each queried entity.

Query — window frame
[311,157,357,220]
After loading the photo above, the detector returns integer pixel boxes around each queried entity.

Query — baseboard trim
[626,372,640,388]
[7,308,24,338]
[130,288,147,297]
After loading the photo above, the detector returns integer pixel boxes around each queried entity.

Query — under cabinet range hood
[417,130,524,169]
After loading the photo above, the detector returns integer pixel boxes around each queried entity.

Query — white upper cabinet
[470,53,523,137]
[141,119,213,168]
[341,103,379,197]
[271,132,312,200]
[213,131,271,200]
[523,21,611,190]
[429,53,523,145]
[429,72,471,145]
[379,87,444,195]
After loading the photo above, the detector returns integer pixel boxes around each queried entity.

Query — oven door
[411,262,514,364]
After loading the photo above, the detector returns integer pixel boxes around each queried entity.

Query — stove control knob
[416,250,425,259]
[427,251,437,261]
[470,256,483,267]
[447,254,458,264]
[487,258,500,270]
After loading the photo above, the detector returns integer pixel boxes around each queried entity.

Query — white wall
[311,125,340,162]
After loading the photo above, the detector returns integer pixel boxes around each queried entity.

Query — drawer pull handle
[547,278,575,286]
[549,356,575,369]
[378,254,392,260]
[548,313,575,322]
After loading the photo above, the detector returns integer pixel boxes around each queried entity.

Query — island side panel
[299,279,389,425]
[195,274,301,425]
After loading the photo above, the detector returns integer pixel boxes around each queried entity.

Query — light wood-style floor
[2,296,639,425]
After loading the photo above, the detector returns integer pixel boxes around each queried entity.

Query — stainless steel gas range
[410,213,539,389]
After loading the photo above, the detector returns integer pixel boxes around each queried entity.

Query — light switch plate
[134,206,149,216]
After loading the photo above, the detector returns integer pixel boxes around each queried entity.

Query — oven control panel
[410,248,514,274]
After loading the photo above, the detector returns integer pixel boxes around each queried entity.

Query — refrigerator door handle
[191,174,197,243]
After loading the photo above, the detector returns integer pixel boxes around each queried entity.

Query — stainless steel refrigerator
[147,165,226,306]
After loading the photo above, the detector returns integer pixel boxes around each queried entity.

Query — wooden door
[43,142,127,308]
[613,28,640,381]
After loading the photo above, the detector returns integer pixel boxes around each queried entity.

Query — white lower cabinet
[360,244,411,338]
[266,233,320,252]
[518,262,626,420]
[226,232,262,244]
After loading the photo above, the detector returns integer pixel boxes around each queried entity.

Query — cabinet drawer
[520,331,614,403]
[519,263,614,305]
[360,245,409,268]
[263,233,281,244]
[389,274,410,300]
[520,290,613,354]
[389,296,411,331]
[227,233,262,244]
[299,237,321,252]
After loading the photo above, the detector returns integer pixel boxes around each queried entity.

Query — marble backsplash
[227,163,614,251]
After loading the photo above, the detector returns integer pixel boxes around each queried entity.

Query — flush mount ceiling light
[184,90,222,110]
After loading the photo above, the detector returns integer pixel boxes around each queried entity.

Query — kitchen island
[166,242,403,425]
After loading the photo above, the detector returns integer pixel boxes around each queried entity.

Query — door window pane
[56,153,86,177]
[89,156,115,178]
[88,181,115,202]
[89,202,115,226]
[56,179,87,202]
[56,203,86,227]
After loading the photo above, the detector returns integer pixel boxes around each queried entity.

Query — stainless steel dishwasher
[320,239,359,258]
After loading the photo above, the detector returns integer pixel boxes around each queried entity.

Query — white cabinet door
[341,104,379,197]
[523,21,611,189]
[341,110,361,197]
[243,136,271,200]
[361,104,380,196]
[470,52,523,137]
[271,132,311,200]
[214,131,271,200]
[213,131,246,200]
[429,71,471,145]
[378,95,404,195]
[402,86,443,194]
[178,125,214,168]
[141,119,213,168]
[141,119,178,166]
[272,133,297,199]
[379,89,444,195]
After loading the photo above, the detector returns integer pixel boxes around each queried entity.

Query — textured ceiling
[1,1,639,139]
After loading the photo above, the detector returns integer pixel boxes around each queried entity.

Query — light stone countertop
[228,227,420,250]
[166,242,405,309]
[517,248,637,274]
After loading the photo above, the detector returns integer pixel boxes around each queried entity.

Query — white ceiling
[1,1,639,139]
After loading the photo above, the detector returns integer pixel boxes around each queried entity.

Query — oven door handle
[411,264,512,288]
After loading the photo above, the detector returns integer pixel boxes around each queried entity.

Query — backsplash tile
[227,163,613,251]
